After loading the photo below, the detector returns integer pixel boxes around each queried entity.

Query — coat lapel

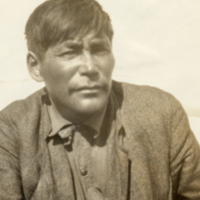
[107,126,129,200]
[106,91,130,200]
[120,94,155,200]
[38,95,75,200]
[38,103,55,198]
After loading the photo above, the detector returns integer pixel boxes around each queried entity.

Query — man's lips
[75,85,102,92]
[75,85,103,93]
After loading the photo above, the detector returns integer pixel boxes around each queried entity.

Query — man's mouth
[77,85,102,91]
[75,85,102,94]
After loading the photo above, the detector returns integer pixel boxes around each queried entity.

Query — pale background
[0,0,199,143]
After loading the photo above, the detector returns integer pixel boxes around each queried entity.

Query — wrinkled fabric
[47,103,111,199]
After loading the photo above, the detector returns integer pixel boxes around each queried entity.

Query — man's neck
[48,98,108,136]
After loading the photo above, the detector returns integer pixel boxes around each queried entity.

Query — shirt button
[80,169,87,176]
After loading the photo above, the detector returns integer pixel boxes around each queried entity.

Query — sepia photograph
[0,0,200,199]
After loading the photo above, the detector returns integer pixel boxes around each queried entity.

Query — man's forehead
[56,32,111,47]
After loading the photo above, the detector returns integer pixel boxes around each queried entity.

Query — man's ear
[27,51,44,82]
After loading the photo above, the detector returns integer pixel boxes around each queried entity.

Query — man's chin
[80,102,105,114]
[74,99,107,119]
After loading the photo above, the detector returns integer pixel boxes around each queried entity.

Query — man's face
[39,32,115,122]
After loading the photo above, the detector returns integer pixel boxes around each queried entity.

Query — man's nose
[79,51,99,78]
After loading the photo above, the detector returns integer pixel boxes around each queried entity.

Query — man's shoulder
[112,80,178,103]
[0,88,46,121]
[112,80,182,114]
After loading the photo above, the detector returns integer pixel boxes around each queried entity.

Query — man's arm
[169,102,200,199]
[0,112,24,200]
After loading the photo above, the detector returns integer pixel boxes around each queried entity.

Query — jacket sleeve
[169,102,200,199]
[0,112,24,200]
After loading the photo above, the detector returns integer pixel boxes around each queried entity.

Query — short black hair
[25,0,114,60]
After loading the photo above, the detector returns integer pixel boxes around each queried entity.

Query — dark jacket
[0,81,200,200]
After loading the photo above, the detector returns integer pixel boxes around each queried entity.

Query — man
[0,0,199,199]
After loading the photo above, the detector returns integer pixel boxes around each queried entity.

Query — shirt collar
[47,102,107,138]
[48,105,72,137]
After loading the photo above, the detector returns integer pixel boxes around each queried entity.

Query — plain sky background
[0,0,199,142]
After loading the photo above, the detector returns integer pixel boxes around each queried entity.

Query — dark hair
[25,0,114,60]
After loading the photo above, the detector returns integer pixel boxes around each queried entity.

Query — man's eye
[59,51,75,57]
[92,47,109,54]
